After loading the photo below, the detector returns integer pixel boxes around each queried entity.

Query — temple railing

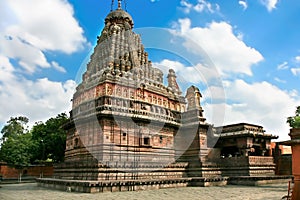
[72,104,181,125]
[248,156,274,165]
[214,156,275,167]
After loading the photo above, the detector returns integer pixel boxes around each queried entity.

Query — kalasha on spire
[118,0,122,9]
[111,0,124,11]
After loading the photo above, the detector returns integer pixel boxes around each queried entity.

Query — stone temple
[38,1,290,192]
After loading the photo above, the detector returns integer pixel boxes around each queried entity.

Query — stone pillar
[289,128,300,200]
[282,128,300,200]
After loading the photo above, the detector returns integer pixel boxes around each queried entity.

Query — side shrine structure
[37,2,291,193]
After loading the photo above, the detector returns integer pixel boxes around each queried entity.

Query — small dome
[105,9,134,28]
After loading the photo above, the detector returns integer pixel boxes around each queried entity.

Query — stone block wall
[0,163,53,180]
[275,154,292,175]
[212,156,276,176]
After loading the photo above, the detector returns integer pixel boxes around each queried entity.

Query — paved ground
[0,182,289,200]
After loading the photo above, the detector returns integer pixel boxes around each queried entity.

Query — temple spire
[111,0,123,11]
[118,0,122,9]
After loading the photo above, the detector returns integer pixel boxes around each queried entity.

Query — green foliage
[1,116,29,141]
[0,116,32,167]
[0,130,33,168]
[0,113,69,166]
[287,106,300,128]
[31,113,69,163]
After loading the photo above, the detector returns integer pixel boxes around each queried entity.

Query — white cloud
[203,85,226,102]
[51,61,67,73]
[203,79,300,141]
[0,0,87,73]
[289,89,299,98]
[180,0,220,14]
[0,35,50,73]
[0,57,76,125]
[239,1,248,10]
[291,68,300,76]
[0,0,85,125]
[153,59,220,84]
[295,56,300,63]
[173,18,263,76]
[260,0,278,12]
[180,0,193,14]
[277,61,289,70]
[237,32,244,40]
[4,0,86,53]
[274,77,286,83]
[0,55,15,83]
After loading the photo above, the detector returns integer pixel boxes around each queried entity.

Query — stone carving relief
[106,85,113,95]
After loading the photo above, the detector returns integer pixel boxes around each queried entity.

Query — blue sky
[0,0,300,141]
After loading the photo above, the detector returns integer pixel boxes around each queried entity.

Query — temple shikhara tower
[38,1,288,192]
[57,1,194,181]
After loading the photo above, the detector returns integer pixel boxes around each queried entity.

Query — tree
[0,116,33,182]
[1,116,29,141]
[0,133,33,166]
[0,114,69,180]
[30,121,48,163]
[287,106,300,128]
[0,113,68,165]
[0,116,32,165]
[31,113,69,163]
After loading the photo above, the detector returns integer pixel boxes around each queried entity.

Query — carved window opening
[159,136,163,144]
[122,132,127,141]
[250,145,262,156]
[124,100,129,108]
[143,137,150,146]
[220,146,240,158]
[105,97,111,105]
[89,136,93,144]
[130,100,134,108]
[141,103,146,110]
[74,138,79,149]
[156,107,160,114]
[116,99,121,106]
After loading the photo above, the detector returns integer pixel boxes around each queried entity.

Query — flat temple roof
[216,122,263,129]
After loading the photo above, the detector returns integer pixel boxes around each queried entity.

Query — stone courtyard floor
[0,182,289,200]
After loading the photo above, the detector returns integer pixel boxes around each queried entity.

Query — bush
[287,106,300,128]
